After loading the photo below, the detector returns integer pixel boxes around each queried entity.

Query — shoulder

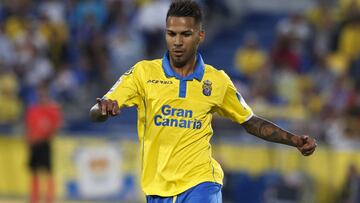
[127,59,162,76]
[134,59,162,70]
[204,64,232,84]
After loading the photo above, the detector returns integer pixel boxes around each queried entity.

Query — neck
[170,54,197,77]
[39,98,50,104]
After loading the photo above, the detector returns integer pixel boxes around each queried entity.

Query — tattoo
[242,115,298,147]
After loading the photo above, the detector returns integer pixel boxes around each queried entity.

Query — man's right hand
[96,98,120,116]
[90,98,120,122]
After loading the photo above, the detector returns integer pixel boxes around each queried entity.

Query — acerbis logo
[147,80,173,84]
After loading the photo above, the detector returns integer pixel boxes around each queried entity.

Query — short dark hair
[166,0,203,26]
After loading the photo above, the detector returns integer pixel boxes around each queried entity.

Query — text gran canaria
[154,105,202,129]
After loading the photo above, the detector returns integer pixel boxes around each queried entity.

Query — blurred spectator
[25,81,63,203]
[348,57,360,89]
[22,38,54,104]
[277,13,312,55]
[3,14,27,42]
[103,0,135,31]
[307,0,336,32]
[234,33,267,80]
[0,22,16,66]
[326,52,350,76]
[107,28,144,75]
[338,0,360,21]
[38,0,66,24]
[201,0,231,21]
[302,56,336,142]
[136,0,170,58]
[324,75,353,116]
[346,85,360,141]
[266,172,314,203]
[36,12,69,70]
[71,0,107,29]
[337,164,360,203]
[83,30,110,95]
[309,54,336,95]
[338,18,360,62]
[263,70,309,123]
[0,66,22,125]
[104,0,144,75]
[321,74,357,146]
[52,62,79,102]
[307,0,336,55]
[270,34,301,72]
[0,23,21,126]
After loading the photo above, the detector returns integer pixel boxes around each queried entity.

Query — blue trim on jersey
[146,182,222,203]
[162,52,205,81]
[162,52,204,98]
[179,80,187,98]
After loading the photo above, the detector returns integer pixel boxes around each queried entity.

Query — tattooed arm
[241,115,317,156]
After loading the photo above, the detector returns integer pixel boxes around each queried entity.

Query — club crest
[202,80,212,96]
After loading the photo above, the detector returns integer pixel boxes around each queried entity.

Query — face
[37,85,49,103]
[166,16,205,68]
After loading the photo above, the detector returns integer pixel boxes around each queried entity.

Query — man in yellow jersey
[90,1,317,202]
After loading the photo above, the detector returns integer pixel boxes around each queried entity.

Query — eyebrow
[166,29,193,34]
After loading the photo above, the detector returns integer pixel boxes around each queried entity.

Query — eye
[167,32,176,37]
[183,33,192,37]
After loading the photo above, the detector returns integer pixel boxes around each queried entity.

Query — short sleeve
[103,63,144,108]
[216,72,253,124]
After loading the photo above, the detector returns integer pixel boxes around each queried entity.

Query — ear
[199,30,205,43]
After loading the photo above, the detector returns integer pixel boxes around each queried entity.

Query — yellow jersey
[104,53,253,196]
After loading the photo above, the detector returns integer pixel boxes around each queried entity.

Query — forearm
[89,104,108,122]
[241,115,302,147]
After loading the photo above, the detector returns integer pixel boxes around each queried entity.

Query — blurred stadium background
[0,0,359,202]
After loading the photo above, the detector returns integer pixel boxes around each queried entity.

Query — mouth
[173,49,185,57]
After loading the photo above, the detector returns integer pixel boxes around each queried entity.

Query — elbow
[241,115,260,135]
[243,126,252,134]
[243,125,256,136]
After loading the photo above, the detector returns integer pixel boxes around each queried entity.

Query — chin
[171,56,186,68]
[173,61,186,68]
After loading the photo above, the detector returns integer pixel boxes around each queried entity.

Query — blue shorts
[146,182,222,203]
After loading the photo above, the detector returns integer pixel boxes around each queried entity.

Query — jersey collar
[162,52,204,81]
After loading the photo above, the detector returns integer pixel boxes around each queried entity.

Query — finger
[301,138,317,151]
[308,147,316,154]
[100,100,108,116]
[303,152,311,156]
[302,146,316,156]
[303,146,316,154]
[301,136,309,142]
[111,101,119,116]
[303,148,316,156]
[106,100,113,115]
[96,98,103,110]
[111,101,116,115]
[302,143,315,151]
[297,136,308,148]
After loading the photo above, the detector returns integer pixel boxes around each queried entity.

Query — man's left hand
[297,135,317,156]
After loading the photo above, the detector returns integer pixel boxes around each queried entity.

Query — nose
[174,35,183,47]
